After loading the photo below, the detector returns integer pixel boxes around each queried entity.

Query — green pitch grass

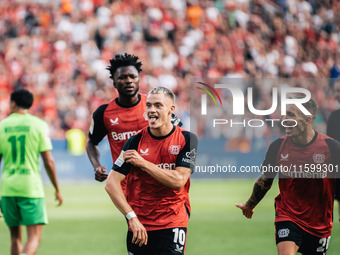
[0,180,339,254]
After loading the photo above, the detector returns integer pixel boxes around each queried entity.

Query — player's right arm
[105,171,148,246]
[236,138,283,218]
[41,150,63,206]
[87,105,109,182]
[106,133,148,246]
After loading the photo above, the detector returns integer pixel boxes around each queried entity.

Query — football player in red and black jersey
[86,53,181,189]
[236,98,340,255]
[105,87,198,254]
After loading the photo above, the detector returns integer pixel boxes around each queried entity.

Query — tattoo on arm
[246,174,274,209]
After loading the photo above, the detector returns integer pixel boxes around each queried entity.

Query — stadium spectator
[236,98,340,255]
[0,89,63,255]
[105,87,198,254]
[326,79,340,221]
[0,0,340,141]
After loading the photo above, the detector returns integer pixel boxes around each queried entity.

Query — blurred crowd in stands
[1,0,340,140]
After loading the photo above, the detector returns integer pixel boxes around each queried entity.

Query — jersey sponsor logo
[158,162,176,170]
[114,150,125,167]
[183,149,196,164]
[186,149,196,159]
[140,148,149,156]
[110,117,119,125]
[278,228,290,238]
[280,154,289,161]
[111,131,137,141]
[313,153,325,163]
[169,145,181,155]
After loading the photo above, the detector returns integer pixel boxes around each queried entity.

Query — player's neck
[292,128,315,145]
[11,108,28,115]
[149,123,174,137]
[117,94,139,106]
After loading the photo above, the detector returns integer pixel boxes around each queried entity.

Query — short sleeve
[113,133,142,176]
[261,138,283,178]
[39,121,53,152]
[88,104,108,145]
[175,131,198,172]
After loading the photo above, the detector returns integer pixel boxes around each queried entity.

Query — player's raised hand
[129,217,148,247]
[124,150,146,168]
[94,166,108,182]
[235,203,254,219]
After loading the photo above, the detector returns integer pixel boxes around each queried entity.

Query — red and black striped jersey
[113,125,198,231]
[263,132,340,237]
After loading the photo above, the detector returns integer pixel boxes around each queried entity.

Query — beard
[121,90,138,98]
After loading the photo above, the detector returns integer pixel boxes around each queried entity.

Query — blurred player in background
[105,87,197,254]
[327,79,340,221]
[0,89,63,255]
[86,53,181,187]
[236,98,340,255]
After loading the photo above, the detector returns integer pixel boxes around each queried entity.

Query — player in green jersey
[0,89,63,255]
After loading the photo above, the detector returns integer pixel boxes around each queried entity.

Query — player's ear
[306,115,313,123]
[170,105,175,114]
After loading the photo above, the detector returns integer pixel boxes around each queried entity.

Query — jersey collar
[147,125,176,140]
[115,94,141,108]
[291,131,318,147]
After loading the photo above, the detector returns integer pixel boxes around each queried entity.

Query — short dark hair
[107,53,142,80]
[147,86,175,103]
[10,89,34,109]
[302,98,318,119]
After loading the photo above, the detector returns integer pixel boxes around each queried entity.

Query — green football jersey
[0,113,52,198]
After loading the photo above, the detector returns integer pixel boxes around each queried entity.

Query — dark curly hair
[10,89,34,109]
[107,53,142,80]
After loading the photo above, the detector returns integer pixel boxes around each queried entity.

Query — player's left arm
[235,174,274,218]
[124,131,198,191]
[124,150,191,191]
[236,138,282,219]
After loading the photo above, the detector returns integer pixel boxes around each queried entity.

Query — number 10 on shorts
[173,228,186,245]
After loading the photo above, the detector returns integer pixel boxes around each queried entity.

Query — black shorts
[275,221,331,255]
[127,227,187,255]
